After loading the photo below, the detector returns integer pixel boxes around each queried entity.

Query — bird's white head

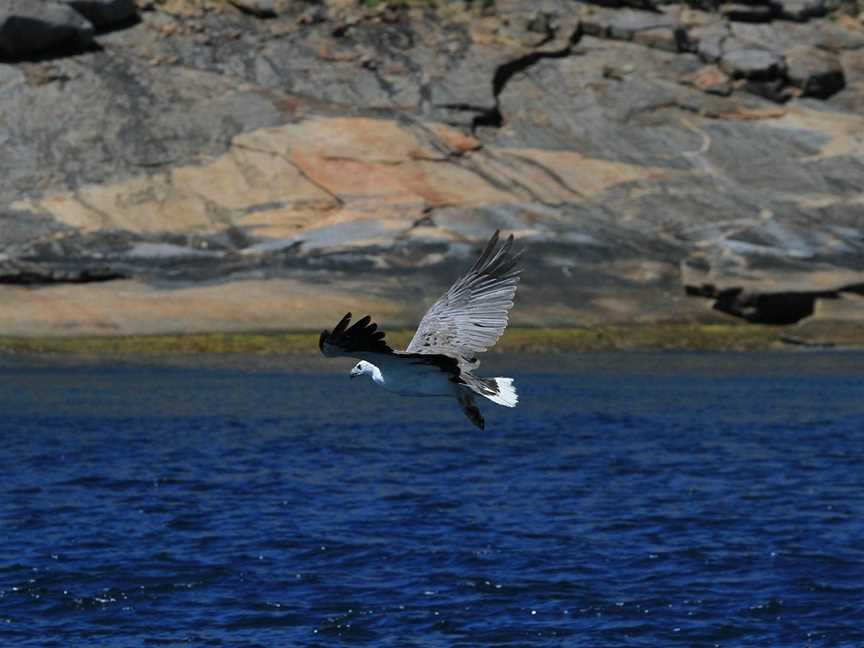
[350,360,379,381]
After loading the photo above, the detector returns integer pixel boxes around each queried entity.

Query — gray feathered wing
[405,231,522,363]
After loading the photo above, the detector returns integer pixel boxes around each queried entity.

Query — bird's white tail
[483,377,518,407]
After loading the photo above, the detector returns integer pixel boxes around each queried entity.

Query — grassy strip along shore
[0,323,860,357]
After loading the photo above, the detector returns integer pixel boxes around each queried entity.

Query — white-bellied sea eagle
[318,230,522,429]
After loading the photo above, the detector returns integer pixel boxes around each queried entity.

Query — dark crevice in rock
[478,40,581,131]
[438,103,490,113]
[436,25,583,132]
[584,0,663,13]
[0,39,103,64]
[685,283,863,325]
[472,108,505,130]
[80,14,140,36]
[497,152,582,201]
[0,268,128,287]
[491,48,567,98]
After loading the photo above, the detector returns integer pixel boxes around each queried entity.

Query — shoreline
[0,323,860,357]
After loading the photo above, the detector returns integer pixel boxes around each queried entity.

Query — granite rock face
[0,0,862,336]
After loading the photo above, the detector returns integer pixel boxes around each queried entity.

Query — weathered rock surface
[0,0,862,336]
[777,0,828,22]
[720,44,786,79]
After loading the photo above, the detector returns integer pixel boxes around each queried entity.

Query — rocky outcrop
[0,0,862,336]
[0,0,140,61]
[0,1,94,60]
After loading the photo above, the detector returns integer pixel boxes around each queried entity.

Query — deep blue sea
[1,352,862,647]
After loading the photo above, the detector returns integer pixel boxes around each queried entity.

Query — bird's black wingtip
[319,312,394,356]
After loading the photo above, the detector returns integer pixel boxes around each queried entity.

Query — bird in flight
[319,230,522,429]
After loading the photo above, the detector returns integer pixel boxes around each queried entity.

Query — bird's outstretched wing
[405,231,522,359]
[319,312,394,358]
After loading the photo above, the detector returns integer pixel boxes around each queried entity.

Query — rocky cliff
[0,0,862,337]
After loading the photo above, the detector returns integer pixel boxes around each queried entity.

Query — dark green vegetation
[0,322,860,357]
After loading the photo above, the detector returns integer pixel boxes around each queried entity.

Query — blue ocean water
[0,352,862,647]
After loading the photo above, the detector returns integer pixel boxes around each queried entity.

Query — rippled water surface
[1,352,862,646]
